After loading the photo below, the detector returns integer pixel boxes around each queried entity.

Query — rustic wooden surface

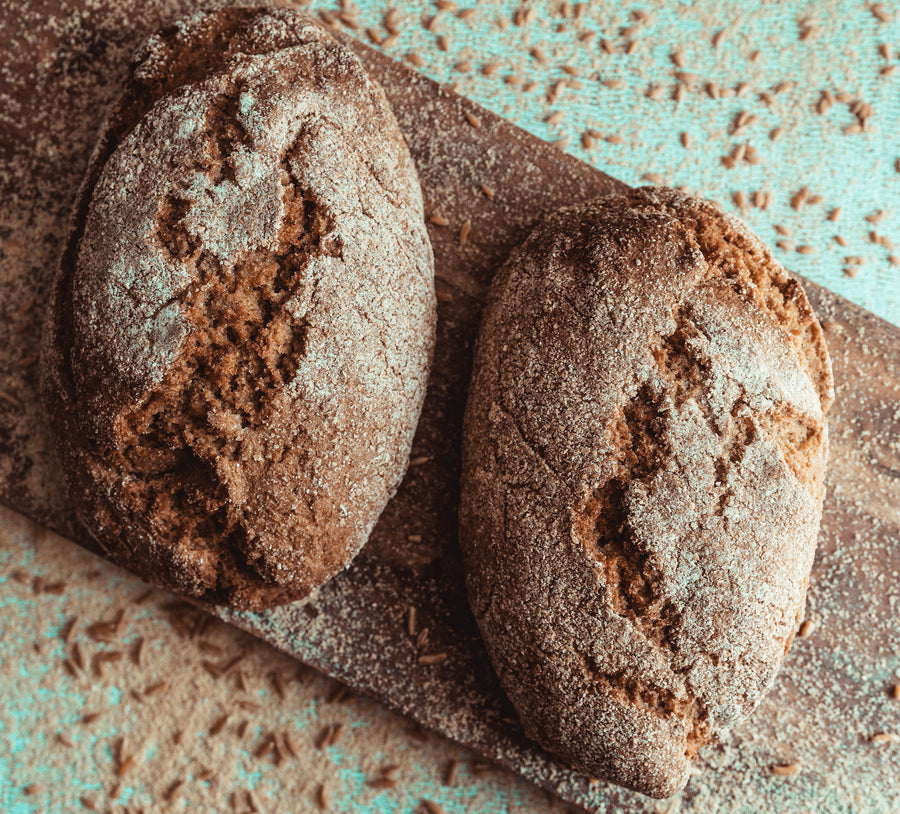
[1,5,899,812]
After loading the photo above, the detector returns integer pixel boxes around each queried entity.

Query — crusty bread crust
[40,7,435,610]
[459,187,832,797]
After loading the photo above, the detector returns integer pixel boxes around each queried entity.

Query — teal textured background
[335,0,899,327]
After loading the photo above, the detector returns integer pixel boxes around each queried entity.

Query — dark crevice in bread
[203,81,250,185]
[112,126,342,589]
[575,652,712,757]
[643,190,834,412]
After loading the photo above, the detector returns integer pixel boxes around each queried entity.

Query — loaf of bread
[40,8,435,610]
[459,187,833,797]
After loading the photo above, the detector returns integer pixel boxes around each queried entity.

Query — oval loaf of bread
[41,8,435,610]
[459,187,833,797]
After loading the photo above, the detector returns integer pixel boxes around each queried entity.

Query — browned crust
[40,7,435,610]
[459,187,832,797]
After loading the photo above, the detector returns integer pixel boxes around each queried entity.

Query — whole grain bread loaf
[459,187,833,797]
[40,7,436,610]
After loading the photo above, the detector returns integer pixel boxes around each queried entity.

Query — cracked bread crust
[459,187,833,797]
[40,7,436,610]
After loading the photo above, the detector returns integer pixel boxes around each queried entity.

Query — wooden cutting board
[1,4,899,811]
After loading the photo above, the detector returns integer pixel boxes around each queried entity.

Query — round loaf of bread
[459,187,833,797]
[40,8,435,610]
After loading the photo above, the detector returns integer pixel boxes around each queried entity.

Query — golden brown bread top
[459,187,832,797]
[40,7,435,609]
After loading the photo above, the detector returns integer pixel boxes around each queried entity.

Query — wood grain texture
[0,5,898,811]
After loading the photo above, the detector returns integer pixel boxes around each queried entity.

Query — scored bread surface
[40,7,436,610]
[459,187,833,797]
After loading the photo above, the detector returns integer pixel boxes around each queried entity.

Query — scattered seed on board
[465,111,482,127]
[315,726,333,750]
[255,735,276,759]
[772,763,801,777]
[797,245,816,255]
[871,3,891,23]
[271,671,288,700]
[247,789,264,813]
[770,126,784,141]
[368,776,398,790]
[675,70,698,85]
[444,759,462,786]
[891,684,900,699]
[210,713,230,736]
[545,110,564,125]
[481,183,495,197]
[828,207,842,221]
[419,652,449,665]
[422,802,448,814]
[834,235,848,246]
[316,783,331,810]
[871,733,899,744]
[160,777,186,803]
[429,214,449,226]
[798,619,815,638]
[791,187,810,209]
